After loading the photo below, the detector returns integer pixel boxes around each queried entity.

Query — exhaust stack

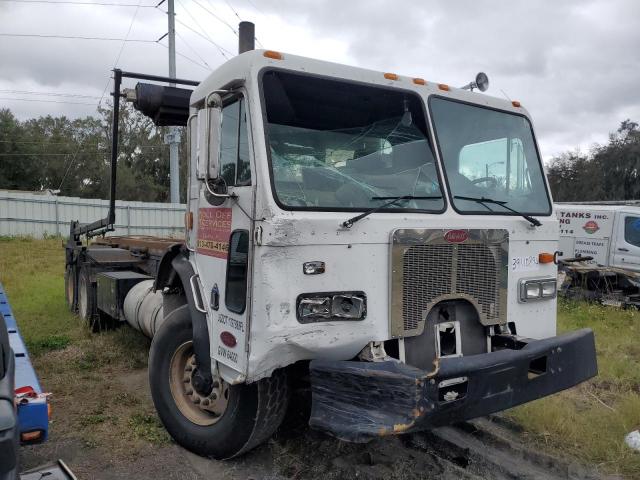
[238,21,255,54]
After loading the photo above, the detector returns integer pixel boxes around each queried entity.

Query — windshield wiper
[342,195,442,228]
[454,195,541,227]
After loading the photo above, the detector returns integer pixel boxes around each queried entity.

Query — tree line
[0,105,188,203]
[0,107,638,203]
[546,120,640,202]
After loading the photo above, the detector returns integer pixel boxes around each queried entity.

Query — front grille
[391,229,508,337]
[455,244,502,320]
[402,245,453,332]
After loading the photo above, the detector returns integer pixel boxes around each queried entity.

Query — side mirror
[206,93,223,180]
[207,107,222,179]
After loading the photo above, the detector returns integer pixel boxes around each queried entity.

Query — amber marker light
[438,83,450,91]
[539,252,555,264]
[413,78,426,85]
[185,212,193,230]
[263,50,283,60]
[21,431,42,443]
[384,72,399,80]
[512,100,521,108]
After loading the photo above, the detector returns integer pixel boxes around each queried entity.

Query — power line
[243,0,262,15]
[0,96,97,105]
[190,0,237,36]
[156,40,211,71]
[0,0,156,6]
[0,32,156,42]
[222,0,263,48]
[0,89,102,99]
[57,0,142,191]
[223,0,241,21]
[173,0,230,58]
[175,30,212,70]
[158,5,231,58]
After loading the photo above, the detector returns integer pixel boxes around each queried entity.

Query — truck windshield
[261,70,445,212]
[429,97,551,216]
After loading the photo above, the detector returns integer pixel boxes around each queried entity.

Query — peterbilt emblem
[444,229,468,243]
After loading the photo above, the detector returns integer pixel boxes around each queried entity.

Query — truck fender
[154,244,184,292]
[161,250,213,393]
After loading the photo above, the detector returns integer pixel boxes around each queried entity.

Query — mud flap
[309,328,597,442]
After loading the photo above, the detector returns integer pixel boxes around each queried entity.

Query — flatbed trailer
[0,283,76,480]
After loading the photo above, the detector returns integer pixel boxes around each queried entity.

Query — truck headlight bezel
[518,278,557,302]
[297,291,367,323]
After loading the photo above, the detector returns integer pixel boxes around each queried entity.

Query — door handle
[210,284,220,311]
[618,247,629,252]
[189,274,207,314]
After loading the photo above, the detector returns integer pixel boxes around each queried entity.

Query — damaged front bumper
[309,328,597,442]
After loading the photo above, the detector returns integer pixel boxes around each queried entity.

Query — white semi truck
[64,38,597,458]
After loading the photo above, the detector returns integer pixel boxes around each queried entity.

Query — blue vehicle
[0,284,75,480]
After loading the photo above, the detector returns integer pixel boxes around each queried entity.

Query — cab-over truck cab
[66,48,597,459]
[140,49,597,456]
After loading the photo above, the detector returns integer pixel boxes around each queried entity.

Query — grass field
[0,236,170,472]
[1,236,639,478]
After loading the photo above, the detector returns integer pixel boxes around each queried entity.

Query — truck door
[192,93,254,380]
[612,212,640,272]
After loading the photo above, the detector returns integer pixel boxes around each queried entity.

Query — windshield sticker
[511,255,540,272]
[197,208,232,258]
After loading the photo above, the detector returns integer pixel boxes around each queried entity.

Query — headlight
[540,280,557,298]
[519,278,557,302]
[297,292,366,323]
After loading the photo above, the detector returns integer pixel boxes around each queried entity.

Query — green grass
[128,413,171,445]
[0,236,83,349]
[1,238,639,476]
[0,237,160,458]
[509,299,640,478]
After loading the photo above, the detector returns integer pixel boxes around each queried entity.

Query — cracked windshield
[430,96,551,215]
[261,70,444,211]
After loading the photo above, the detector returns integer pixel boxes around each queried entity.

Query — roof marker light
[263,50,283,60]
[413,78,426,85]
[384,72,399,80]
[438,83,450,91]
[512,100,521,108]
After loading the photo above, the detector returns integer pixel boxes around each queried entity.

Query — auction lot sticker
[197,208,232,258]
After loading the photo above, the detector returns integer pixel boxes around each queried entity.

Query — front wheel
[149,305,289,459]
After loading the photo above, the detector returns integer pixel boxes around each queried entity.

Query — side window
[624,216,640,247]
[219,98,251,187]
[226,230,249,313]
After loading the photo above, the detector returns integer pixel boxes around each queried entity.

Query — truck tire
[78,268,104,333]
[64,266,76,312]
[149,305,289,459]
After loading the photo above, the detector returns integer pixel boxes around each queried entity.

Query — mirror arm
[204,179,236,199]
[205,90,230,107]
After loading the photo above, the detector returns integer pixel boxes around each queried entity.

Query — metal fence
[0,190,186,238]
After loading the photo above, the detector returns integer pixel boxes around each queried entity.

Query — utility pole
[165,0,180,204]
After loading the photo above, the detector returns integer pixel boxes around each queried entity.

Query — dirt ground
[18,328,611,480]
[2,238,633,479]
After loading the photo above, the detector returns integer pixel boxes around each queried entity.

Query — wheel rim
[169,341,229,426]
[78,274,88,320]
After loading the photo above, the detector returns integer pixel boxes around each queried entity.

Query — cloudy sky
[1,0,638,160]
